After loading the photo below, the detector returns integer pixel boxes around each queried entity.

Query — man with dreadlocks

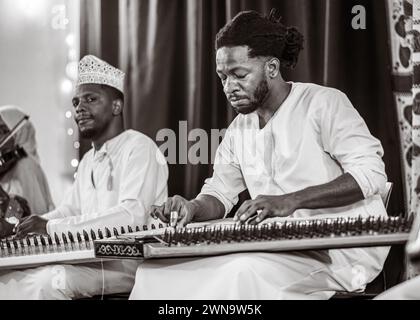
[130,10,389,299]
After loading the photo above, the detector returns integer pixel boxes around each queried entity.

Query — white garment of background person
[0,105,54,214]
[0,130,168,299]
[375,275,420,299]
[130,82,389,300]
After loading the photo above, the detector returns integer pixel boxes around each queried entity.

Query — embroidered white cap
[77,55,125,93]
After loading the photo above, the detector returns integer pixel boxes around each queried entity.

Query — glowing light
[15,0,47,18]
[67,128,74,136]
[65,34,75,47]
[60,79,73,94]
[71,159,79,168]
[65,61,78,80]
[73,141,80,149]
[51,4,69,30]
[73,172,78,180]
[65,111,72,119]
[68,49,78,61]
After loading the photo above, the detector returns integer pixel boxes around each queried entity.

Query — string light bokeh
[52,1,80,178]
[0,0,81,203]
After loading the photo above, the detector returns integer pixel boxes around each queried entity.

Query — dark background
[79,0,404,217]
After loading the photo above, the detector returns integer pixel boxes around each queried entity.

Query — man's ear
[112,100,123,116]
[266,58,280,79]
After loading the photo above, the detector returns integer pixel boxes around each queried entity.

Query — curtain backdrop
[386,0,420,218]
[386,0,420,278]
[414,0,420,218]
[79,0,404,217]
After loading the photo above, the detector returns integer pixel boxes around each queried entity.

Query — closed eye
[235,73,247,79]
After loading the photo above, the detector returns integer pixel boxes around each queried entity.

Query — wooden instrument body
[0,223,165,270]
[1,215,415,270]
[94,215,414,260]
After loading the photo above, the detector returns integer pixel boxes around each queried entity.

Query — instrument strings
[162,215,414,247]
[0,222,165,255]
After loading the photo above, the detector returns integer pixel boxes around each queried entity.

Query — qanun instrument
[94,214,414,260]
[1,215,414,270]
[0,222,165,270]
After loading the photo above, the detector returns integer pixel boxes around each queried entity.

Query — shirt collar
[92,130,128,161]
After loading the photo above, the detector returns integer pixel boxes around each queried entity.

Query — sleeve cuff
[42,210,62,221]
[346,166,385,199]
[45,217,68,235]
[46,219,56,235]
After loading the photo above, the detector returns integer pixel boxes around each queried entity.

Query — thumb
[176,205,191,229]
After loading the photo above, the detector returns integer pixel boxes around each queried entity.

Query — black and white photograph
[0,0,420,307]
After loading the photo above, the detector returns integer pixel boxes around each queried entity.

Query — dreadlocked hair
[215,9,304,69]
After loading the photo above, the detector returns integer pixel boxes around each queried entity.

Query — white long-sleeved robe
[130,82,390,300]
[0,130,168,299]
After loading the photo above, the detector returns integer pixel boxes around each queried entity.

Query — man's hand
[0,218,14,238]
[234,194,299,224]
[15,216,48,237]
[150,195,198,228]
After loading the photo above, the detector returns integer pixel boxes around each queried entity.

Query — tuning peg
[62,233,68,244]
[47,234,53,246]
[54,233,60,245]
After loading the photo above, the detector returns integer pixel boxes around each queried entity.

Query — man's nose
[74,102,85,113]
[223,78,239,95]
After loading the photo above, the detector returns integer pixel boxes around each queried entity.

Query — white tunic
[0,130,169,299]
[375,276,420,299]
[130,83,389,300]
[42,129,169,234]
[200,82,388,219]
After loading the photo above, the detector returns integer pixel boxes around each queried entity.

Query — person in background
[375,213,420,299]
[0,56,168,299]
[0,105,55,215]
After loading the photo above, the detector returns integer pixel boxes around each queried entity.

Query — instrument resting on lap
[0,222,165,270]
[94,214,414,260]
[0,215,414,270]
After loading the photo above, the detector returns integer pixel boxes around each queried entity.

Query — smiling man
[129,10,390,300]
[0,55,168,299]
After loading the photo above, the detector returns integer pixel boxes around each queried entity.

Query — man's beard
[78,124,105,140]
[79,128,98,139]
[235,78,269,115]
